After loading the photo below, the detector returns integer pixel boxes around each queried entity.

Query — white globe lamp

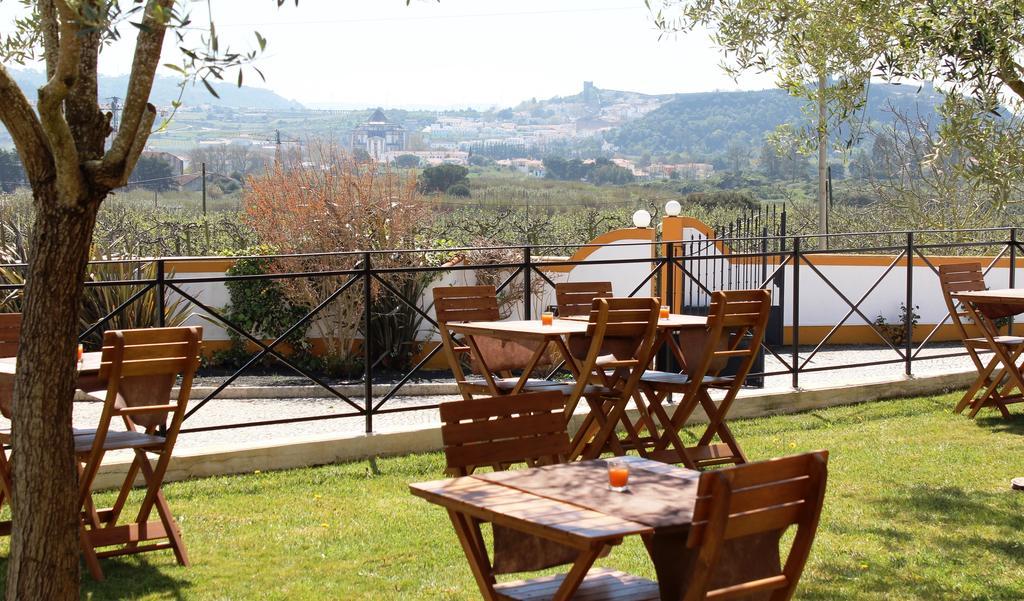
[632,209,652,228]
[665,200,682,217]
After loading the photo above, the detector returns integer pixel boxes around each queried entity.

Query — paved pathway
[64,343,977,455]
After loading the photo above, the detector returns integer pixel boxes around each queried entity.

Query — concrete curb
[92,368,975,489]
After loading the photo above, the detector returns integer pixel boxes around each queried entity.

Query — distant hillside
[9,68,303,111]
[610,83,945,156]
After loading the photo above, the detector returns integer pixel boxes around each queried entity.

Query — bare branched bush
[244,144,430,372]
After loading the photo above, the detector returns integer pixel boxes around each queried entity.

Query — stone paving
[67,343,978,454]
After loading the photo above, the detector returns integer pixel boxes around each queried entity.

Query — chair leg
[642,386,695,467]
[135,450,190,566]
[695,388,747,466]
[955,356,1000,414]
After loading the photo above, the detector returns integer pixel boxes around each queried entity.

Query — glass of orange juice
[541,311,554,326]
[76,343,83,365]
[660,305,670,319]
[607,458,630,492]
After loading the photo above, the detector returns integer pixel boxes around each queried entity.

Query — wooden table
[0,350,103,377]
[566,313,708,372]
[952,289,1024,397]
[448,315,710,462]
[411,457,700,600]
[446,319,589,396]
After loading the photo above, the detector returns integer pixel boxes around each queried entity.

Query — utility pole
[201,162,210,250]
[275,129,282,166]
[201,162,207,216]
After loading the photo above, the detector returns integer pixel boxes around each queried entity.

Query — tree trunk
[6,186,100,600]
[817,72,828,247]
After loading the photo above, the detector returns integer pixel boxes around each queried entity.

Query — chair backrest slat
[440,390,569,476]
[433,285,501,324]
[681,451,829,601]
[556,281,612,317]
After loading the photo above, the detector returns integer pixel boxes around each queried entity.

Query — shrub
[446,183,471,197]
[211,246,314,369]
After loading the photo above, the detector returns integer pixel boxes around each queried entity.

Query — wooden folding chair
[676,451,828,601]
[561,297,661,461]
[555,281,612,317]
[440,390,585,577]
[938,263,1024,418]
[638,289,771,469]
[75,326,202,581]
[433,285,559,399]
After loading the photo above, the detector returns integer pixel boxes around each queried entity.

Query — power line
[201,6,640,29]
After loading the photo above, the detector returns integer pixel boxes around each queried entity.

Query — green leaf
[255,31,267,51]
[201,77,221,99]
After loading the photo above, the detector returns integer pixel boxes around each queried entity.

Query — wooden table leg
[465,336,502,396]
[550,545,605,601]
[447,509,498,600]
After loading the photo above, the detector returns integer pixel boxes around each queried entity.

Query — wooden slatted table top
[410,458,699,546]
[446,319,589,339]
[564,312,707,329]
[952,288,1024,304]
[0,351,103,376]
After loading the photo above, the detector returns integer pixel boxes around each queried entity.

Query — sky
[2,0,777,109]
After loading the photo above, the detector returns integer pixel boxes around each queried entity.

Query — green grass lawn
[4,391,1024,600]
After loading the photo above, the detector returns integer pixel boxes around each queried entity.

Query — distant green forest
[610,83,946,157]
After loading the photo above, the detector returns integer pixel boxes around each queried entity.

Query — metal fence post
[523,246,532,320]
[156,258,166,327]
[761,226,769,287]
[791,236,800,389]
[905,231,914,376]
[662,241,676,370]
[666,240,675,312]
[363,252,373,434]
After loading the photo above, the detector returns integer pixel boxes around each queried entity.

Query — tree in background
[650,0,1024,225]
[419,163,469,194]
[647,0,889,238]
[544,156,634,186]
[393,153,420,168]
[129,154,175,191]
[0,1,286,596]
[861,106,1017,233]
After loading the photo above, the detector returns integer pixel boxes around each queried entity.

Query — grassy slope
[5,391,1022,600]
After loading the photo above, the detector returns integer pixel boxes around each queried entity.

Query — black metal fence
[0,225,1018,436]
